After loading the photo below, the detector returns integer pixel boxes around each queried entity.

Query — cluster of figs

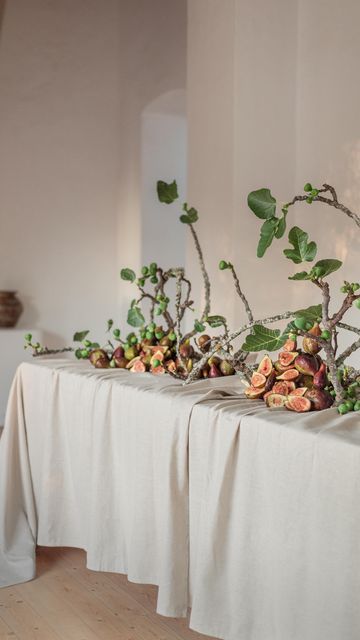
[244,324,335,412]
[88,326,235,378]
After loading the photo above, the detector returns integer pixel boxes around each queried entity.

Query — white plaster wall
[187,0,360,365]
[295,0,360,365]
[0,0,186,351]
[0,0,121,346]
[187,0,297,333]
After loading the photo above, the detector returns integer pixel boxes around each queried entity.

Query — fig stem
[32,347,74,357]
[285,184,360,229]
[189,223,211,322]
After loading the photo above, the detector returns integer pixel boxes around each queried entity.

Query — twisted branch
[189,223,211,321]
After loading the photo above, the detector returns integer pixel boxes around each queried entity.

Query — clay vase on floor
[0,291,23,327]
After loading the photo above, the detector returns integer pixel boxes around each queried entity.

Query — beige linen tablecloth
[0,359,242,618]
[1,360,360,640]
[188,397,360,640]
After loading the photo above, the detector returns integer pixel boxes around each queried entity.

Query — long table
[1,360,360,640]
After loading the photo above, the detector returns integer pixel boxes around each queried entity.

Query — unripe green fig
[304,183,312,192]
[219,260,228,270]
[353,299,360,309]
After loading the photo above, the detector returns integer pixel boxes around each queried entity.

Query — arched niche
[140,89,187,271]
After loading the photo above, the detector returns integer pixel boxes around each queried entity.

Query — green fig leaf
[89,342,100,349]
[312,258,342,278]
[194,319,205,333]
[275,210,287,239]
[127,306,145,328]
[283,226,317,264]
[248,188,276,220]
[288,271,312,280]
[106,319,114,332]
[181,204,198,224]
[241,324,287,352]
[294,304,322,322]
[206,315,227,328]
[121,268,136,283]
[73,330,89,342]
[257,217,278,257]
[157,180,179,204]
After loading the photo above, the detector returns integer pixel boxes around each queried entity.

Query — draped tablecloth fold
[0,359,242,618]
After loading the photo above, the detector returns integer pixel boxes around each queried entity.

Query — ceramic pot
[0,291,23,327]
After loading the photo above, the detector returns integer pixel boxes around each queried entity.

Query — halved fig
[152,365,166,375]
[244,385,266,399]
[285,381,296,393]
[126,356,142,369]
[283,338,297,352]
[272,381,290,396]
[257,355,273,377]
[150,350,165,367]
[276,369,300,381]
[266,393,287,408]
[289,387,308,397]
[263,390,275,402]
[285,396,311,412]
[274,360,295,373]
[130,360,146,373]
[279,351,298,367]
[251,372,267,388]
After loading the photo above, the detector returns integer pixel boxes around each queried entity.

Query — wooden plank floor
[0,547,218,640]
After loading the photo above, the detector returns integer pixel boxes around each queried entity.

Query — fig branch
[188,222,211,322]
[185,310,295,384]
[285,183,360,229]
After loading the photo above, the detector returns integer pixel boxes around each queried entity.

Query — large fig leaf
[120,268,136,283]
[313,258,342,277]
[241,324,287,352]
[248,188,276,220]
[73,330,89,342]
[127,307,145,328]
[283,227,317,264]
[294,304,322,322]
[257,218,278,257]
[157,180,179,204]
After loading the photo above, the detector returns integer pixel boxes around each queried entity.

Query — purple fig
[114,356,129,369]
[113,345,124,359]
[89,349,109,367]
[304,388,334,411]
[208,363,222,378]
[313,362,327,389]
[264,369,276,392]
[294,353,319,376]
[179,342,194,358]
